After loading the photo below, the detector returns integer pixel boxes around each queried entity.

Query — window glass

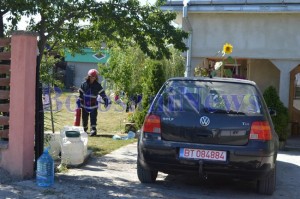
[153,80,263,115]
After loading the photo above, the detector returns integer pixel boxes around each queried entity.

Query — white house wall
[178,12,300,61]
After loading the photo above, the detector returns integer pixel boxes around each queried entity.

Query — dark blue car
[137,77,279,195]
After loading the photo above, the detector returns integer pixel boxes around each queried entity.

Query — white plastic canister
[60,126,88,166]
[60,126,88,157]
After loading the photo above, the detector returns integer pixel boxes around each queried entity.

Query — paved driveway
[1,143,300,199]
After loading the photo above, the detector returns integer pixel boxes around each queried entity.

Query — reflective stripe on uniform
[81,104,98,109]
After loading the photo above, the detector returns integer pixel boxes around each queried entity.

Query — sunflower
[222,43,233,54]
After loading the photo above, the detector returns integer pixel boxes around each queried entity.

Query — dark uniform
[79,80,108,135]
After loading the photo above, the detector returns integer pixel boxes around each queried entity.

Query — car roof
[167,77,257,86]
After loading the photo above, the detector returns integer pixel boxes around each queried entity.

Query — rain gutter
[183,0,193,77]
[161,2,300,13]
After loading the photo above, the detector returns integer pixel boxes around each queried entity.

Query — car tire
[137,161,158,183]
[257,164,276,195]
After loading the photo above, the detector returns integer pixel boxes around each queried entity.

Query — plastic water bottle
[127,131,136,139]
[36,148,54,187]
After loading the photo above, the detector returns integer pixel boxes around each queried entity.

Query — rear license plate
[179,148,227,161]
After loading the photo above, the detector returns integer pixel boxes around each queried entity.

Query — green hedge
[263,86,289,141]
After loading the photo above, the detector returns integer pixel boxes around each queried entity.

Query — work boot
[90,128,97,136]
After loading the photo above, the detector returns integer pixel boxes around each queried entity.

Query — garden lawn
[44,92,137,157]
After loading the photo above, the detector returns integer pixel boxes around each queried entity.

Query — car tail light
[249,121,272,141]
[143,114,161,133]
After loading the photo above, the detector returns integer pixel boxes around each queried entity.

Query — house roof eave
[161,1,300,13]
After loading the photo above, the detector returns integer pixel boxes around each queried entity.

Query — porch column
[270,60,300,107]
[1,31,38,178]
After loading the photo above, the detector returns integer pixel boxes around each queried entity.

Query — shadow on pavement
[1,147,300,199]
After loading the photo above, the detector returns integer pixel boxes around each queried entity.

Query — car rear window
[152,80,264,115]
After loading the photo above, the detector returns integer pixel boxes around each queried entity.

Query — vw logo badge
[199,116,210,127]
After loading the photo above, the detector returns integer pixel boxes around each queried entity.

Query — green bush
[263,86,289,141]
[134,61,166,128]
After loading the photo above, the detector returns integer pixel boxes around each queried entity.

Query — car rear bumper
[138,139,276,180]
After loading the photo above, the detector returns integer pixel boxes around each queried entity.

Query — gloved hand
[76,98,81,108]
[97,95,101,102]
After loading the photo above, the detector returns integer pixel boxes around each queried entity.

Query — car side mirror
[268,108,277,116]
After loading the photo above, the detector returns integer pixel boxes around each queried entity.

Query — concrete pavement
[1,142,300,199]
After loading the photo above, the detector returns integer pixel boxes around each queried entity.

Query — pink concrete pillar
[1,31,38,179]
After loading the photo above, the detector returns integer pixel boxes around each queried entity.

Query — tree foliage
[100,45,146,96]
[0,0,35,37]
[100,44,185,97]
[160,47,185,79]
[134,61,166,127]
[2,0,188,62]
[40,54,64,88]
[101,44,185,128]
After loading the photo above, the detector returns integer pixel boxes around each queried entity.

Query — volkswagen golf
[137,77,279,195]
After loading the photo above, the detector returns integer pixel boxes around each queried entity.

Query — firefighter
[78,69,108,136]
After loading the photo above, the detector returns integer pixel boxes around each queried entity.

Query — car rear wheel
[257,164,276,195]
[137,161,158,183]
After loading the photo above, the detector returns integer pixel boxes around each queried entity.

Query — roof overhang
[161,0,300,13]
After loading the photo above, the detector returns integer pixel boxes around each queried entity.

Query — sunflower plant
[222,43,233,55]
[212,43,234,77]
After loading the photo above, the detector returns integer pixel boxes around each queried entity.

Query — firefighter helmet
[88,69,99,77]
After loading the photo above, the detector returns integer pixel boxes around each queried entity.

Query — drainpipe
[183,0,193,77]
